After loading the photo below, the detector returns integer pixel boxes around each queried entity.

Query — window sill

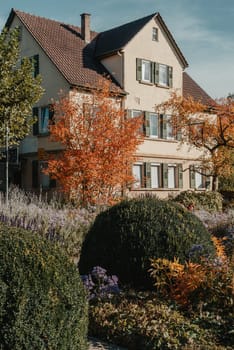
[156,84,170,89]
[146,136,178,143]
[38,132,50,137]
[139,80,154,86]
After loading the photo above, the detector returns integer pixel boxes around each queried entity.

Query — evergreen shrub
[173,190,223,212]
[0,224,88,350]
[79,197,215,288]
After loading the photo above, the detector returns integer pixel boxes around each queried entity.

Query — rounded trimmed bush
[79,197,215,288]
[0,224,88,350]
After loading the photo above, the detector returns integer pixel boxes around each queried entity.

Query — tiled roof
[95,13,188,68]
[183,72,213,104]
[6,9,123,92]
[95,13,155,57]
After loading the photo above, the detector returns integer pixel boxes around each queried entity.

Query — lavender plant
[81,266,120,300]
[0,186,96,259]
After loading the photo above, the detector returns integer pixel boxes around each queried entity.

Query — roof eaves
[156,13,188,69]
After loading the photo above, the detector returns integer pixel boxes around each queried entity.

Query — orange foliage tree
[45,79,144,206]
[157,93,234,190]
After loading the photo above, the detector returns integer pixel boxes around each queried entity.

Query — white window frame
[141,60,151,82]
[165,115,175,140]
[131,110,142,118]
[151,163,160,188]
[168,164,176,189]
[39,106,50,134]
[133,163,143,189]
[159,64,169,87]
[152,27,158,41]
[149,113,159,138]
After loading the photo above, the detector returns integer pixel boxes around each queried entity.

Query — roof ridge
[99,12,157,35]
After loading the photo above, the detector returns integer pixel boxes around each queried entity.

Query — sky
[0,0,233,99]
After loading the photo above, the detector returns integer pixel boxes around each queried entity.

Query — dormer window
[152,27,158,41]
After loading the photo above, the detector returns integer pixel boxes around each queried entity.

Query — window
[151,163,160,188]
[160,115,175,140]
[149,113,159,137]
[152,27,158,41]
[190,166,208,189]
[159,64,169,86]
[137,59,173,87]
[39,161,50,189]
[168,165,176,188]
[33,106,54,135]
[145,112,159,137]
[133,163,143,188]
[32,160,56,189]
[131,110,142,118]
[142,60,151,82]
[40,107,50,134]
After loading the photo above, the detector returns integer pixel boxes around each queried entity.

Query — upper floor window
[159,64,169,86]
[152,27,158,41]
[32,105,54,136]
[141,60,151,82]
[136,58,172,87]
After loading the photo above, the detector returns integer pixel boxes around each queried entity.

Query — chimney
[81,13,91,43]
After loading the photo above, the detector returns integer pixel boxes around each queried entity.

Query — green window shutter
[49,104,55,127]
[145,162,151,188]
[168,66,173,88]
[190,165,196,189]
[162,163,168,188]
[177,164,183,188]
[145,112,150,136]
[32,160,38,188]
[161,115,167,139]
[33,54,39,77]
[151,61,155,83]
[154,62,159,84]
[136,58,142,81]
[32,107,39,136]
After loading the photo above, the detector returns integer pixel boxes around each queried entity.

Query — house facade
[4,9,212,197]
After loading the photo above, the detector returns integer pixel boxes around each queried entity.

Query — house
[4,8,213,197]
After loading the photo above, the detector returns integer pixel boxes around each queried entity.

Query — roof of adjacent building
[95,12,188,69]
[183,72,213,105]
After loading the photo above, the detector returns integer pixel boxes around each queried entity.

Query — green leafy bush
[79,197,215,288]
[0,224,88,350]
[172,190,223,212]
[89,291,230,350]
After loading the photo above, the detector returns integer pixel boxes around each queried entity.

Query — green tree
[0,27,43,147]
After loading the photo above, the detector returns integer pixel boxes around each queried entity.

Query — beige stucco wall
[11,16,70,155]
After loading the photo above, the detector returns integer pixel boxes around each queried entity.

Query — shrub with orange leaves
[149,235,233,309]
[45,79,144,207]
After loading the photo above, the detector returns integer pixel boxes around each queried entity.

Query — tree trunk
[212,175,219,191]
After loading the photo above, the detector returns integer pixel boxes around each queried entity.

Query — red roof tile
[183,72,213,104]
[7,9,123,92]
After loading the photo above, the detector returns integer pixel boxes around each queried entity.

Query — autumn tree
[0,27,43,146]
[45,79,144,206]
[157,92,234,190]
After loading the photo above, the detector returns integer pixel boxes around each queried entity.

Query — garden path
[88,337,127,350]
